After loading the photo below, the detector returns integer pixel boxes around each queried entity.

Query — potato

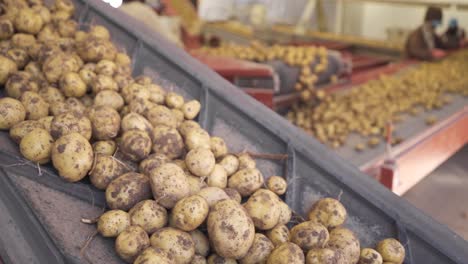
[223,188,241,203]
[244,189,280,230]
[146,105,177,128]
[91,74,118,94]
[207,254,237,264]
[105,172,152,211]
[186,148,216,177]
[267,176,287,196]
[192,255,208,264]
[88,106,120,140]
[115,74,133,91]
[171,108,184,126]
[66,97,86,115]
[89,25,110,40]
[50,112,92,140]
[328,228,360,264]
[120,130,152,162]
[51,10,72,23]
[37,25,59,42]
[165,92,184,109]
[96,59,116,76]
[80,94,94,108]
[187,175,206,196]
[0,55,17,84]
[129,199,168,234]
[190,229,210,257]
[308,198,347,229]
[240,233,274,264]
[151,125,184,159]
[14,8,44,34]
[359,248,383,264]
[42,52,79,83]
[228,168,264,197]
[207,199,255,259]
[59,72,86,97]
[19,91,49,120]
[38,86,65,104]
[78,68,96,87]
[6,48,29,69]
[97,209,131,237]
[135,75,152,85]
[11,34,36,50]
[121,83,149,103]
[146,83,166,104]
[266,224,290,246]
[6,71,39,99]
[0,19,14,40]
[185,128,211,150]
[266,242,304,264]
[77,37,117,63]
[134,247,173,264]
[115,52,131,66]
[277,201,292,225]
[19,128,53,164]
[219,154,239,176]
[179,120,201,137]
[181,100,201,120]
[51,132,93,182]
[306,248,345,264]
[9,120,44,143]
[121,112,152,135]
[115,225,150,263]
[207,164,227,188]
[210,137,228,159]
[25,61,43,79]
[376,238,405,264]
[149,163,190,209]
[150,227,195,264]
[170,195,209,232]
[57,19,77,38]
[53,0,75,13]
[290,221,329,251]
[139,153,169,175]
[32,5,51,24]
[38,116,53,133]
[91,90,123,110]
[0,97,26,130]
[89,154,130,189]
[237,153,256,170]
[128,98,154,116]
[197,187,229,207]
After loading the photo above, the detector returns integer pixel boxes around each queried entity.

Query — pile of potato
[287,50,468,149]
[0,0,405,263]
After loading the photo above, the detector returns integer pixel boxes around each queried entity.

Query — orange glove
[431,49,446,59]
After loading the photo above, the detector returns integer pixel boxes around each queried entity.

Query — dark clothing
[443,27,466,49]
[405,23,444,60]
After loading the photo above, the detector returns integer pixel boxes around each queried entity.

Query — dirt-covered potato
[207,199,255,259]
[210,137,228,159]
[306,248,345,264]
[97,209,131,238]
[237,153,256,170]
[139,153,168,175]
[146,105,177,128]
[19,91,49,120]
[65,97,86,115]
[181,100,201,120]
[51,10,72,23]
[207,254,237,264]
[80,94,94,108]
[78,68,96,87]
[89,25,110,40]
[228,168,264,197]
[89,154,129,189]
[164,91,184,109]
[121,83,149,102]
[224,188,242,203]
[50,112,92,140]
[219,154,239,176]
[146,83,165,104]
[266,224,290,246]
[38,116,53,133]
[77,37,117,62]
[134,247,173,264]
[87,106,120,140]
[0,97,26,130]
[186,148,216,177]
[42,52,80,83]
[11,33,36,50]
[6,71,39,99]
[115,74,133,91]
[59,72,86,97]
[190,229,210,257]
[240,233,274,264]
[37,25,59,42]
[277,201,292,225]
[187,175,206,196]
[170,195,209,231]
[105,172,152,211]
[57,19,77,38]
[244,189,281,230]
[93,90,123,111]
[308,198,347,229]
[128,98,154,116]
[9,120,44,143]
[359,248,383,264]
[14,8,44,34]
[25,61,43,79]
[192,255,208,264]
[121,112,152,135]
[5,48,29,69]
[376,238,405,264]
[119,130,152,162]
[51,132,93,182]
[149,163,190,209]
[91,74,118,94]
[0,19,14,40]
[115,225,150,263]
[171,108,184,126]
[185,128,211,150]
[197,187,230,207]
[32,5,51,24]
[206,164,227,188]
[267,176,287,196]
[114,52,131,66]
[328,227,360,264]
[53,0,75,13]
[151,125,184,159]
[290,221,329,251]
[178,120,201,137]
[134,75,151,85]
[96,59,116,76]
[19,128,53,164]
[267,242,304,264]
[38,86,65,104]
[0,55,17,84]
[150,227,195,264]
[129,199,168,234]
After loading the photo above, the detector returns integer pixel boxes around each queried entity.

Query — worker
[442,18,466,49]
[405,6,446,60]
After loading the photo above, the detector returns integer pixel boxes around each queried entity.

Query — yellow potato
[97,209,131,238]
[92,140,116,156]
[207,254,237,264]
[38,116,53,133]
[88,106,120,140]
[77,37,117,63]
[146,83,166,104]
[207,164,228,188]
[121,83,150,103]
[151,125,184,159]
[187,175,207,196]
[277,201,292,225]
[0,55,17,84]
[57,19,77,38]
[119,130,152,161]
[115,226,150,263]
[6,48,29,69]
[0,97,26,130]
[244,189,281,230]
[94,90,124,110]
[19,128,53,164]
[192,255,208,264]
[96,59,117,76]
[121,112,153,135]
[38,87,65,105]
[0,19,14,40]
[129,200,168,234]
[91,74,118,94]
[150,227,195,264]
[185,128,211,150]
[359,248,383,264]
[308,198,347,229]
[9,120,44,143]
[6,71,39,99]
[14,9,44,34]
[240,233,274,264]
[223,188,241,203]
[306,248,345,264]
[190,229,210,257]
[219,154,239,176]
[267,242,304,264]
[114,52,131,66]
[105,172,152,211]
[50,112,92,140]
[89,154,130,190]
[266,176,287,196]
[266,224,290,246]
[185,148,216,177]
[134,247,173,264]
[66,97,87,115]
[376,238,405,264]
[59,72,86,97]
[182,100,201,120]
[197,187,230,208]
[328,227,360,264]
[139,153,169,176]
[237,153,256,170]
[170,195,209,231]
[146,105,177,128]
[149,163,190,209]
[89,25,110,40]
[210,137,228,159]
[165,92,184,109]
[42,52,80,83]
[290,221,329,251]
[19,91,49,120]
[178,120,201,137]
[228,168,264,197]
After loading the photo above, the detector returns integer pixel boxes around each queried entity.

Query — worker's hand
[431,49,446,59]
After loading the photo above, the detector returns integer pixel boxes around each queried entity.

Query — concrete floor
[404,145,468,240]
